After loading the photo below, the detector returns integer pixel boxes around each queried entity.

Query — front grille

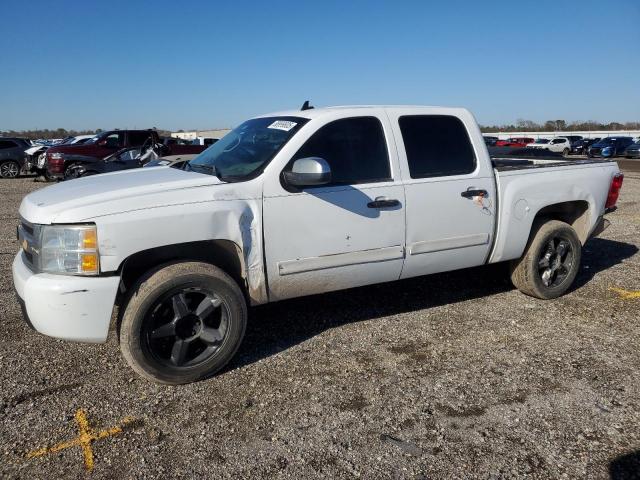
[22,221,34,236]
[590,148,601,156]
[18,218,40,272]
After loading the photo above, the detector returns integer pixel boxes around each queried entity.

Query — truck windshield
[188,116,308,181]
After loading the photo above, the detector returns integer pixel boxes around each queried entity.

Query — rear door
[387,109,496,279]
[263,112,406,301]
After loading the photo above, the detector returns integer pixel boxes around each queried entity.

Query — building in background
[171,129,231,141]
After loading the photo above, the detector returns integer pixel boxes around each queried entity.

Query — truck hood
[20,167,223,224]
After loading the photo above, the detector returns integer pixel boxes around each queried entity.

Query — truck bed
[492,157,616,171]
[488,156,620,265]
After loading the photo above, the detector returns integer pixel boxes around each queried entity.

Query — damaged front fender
[88,183,268,305]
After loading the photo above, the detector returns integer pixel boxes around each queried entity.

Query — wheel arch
[117,239,248,302]
[531,200,591,244]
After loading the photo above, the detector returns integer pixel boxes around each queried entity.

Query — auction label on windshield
[268,120,297,131]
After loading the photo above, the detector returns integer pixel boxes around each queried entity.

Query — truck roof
[257,105,472,120]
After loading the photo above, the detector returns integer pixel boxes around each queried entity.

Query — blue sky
[1,0,638,131]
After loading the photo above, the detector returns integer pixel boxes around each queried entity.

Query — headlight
[40,224,99,275]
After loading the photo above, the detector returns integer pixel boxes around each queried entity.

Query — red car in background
[495,137,535,148]
[45,130,206,180]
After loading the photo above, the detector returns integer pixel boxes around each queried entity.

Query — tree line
[0,128,173,140]
[480,119,640,133]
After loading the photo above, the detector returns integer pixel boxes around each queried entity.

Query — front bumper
[625,151,640,158]
[12,251,120,343]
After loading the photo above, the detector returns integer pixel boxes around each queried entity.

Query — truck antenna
[301,100,314,111]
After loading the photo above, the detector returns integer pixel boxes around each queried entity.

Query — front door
[263,114,406,301]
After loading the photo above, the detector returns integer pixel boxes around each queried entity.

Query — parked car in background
[45,130,207,180]
[63,143,164,179]
[623,140,640,159]
[528,137,572,156]
[564,135,583,146]
[0,137,31,178]
[25,134,95,178]
[588,137,634,158]
[483,136,499,147]
[491,148,563,159]
[495,137,535,147]
[13,105,623,384]
[570,138,600,156]
[527,139,550,148]
[191,137,219,146]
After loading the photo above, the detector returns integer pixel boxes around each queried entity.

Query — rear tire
[510,220,581,299]
[120,261,247,384]
[0,160,20,178]
[562,148,570,157]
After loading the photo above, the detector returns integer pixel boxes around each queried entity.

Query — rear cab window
[398,115,476,178]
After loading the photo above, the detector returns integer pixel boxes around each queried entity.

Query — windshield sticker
[268,120,297,131]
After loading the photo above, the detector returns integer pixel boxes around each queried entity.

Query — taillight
[47,152,64,173]
[605,173,624,210]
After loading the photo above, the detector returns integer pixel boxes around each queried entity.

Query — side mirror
[283,157,331,187]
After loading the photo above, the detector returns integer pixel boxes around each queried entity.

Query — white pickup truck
[13,105,624,384]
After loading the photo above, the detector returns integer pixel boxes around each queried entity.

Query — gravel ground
[1,168,639,479]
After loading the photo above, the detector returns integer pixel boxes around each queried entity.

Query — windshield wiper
[187,163,226,181]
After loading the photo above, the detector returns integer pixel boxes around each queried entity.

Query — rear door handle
[461,188,488,198]
[367,196,401,209]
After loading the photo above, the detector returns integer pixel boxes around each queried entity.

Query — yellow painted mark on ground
[609,287,640,300]
[26,409,135,471]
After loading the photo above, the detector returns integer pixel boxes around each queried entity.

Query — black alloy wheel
[142,287,229,368]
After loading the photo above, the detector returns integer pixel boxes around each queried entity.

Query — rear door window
[290,116,391,186]
[398,115,476,178]
[0,140,18,149]
[128,131,153,146]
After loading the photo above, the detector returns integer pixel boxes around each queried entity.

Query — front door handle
[367,196,400,209]
[461,188,488,198]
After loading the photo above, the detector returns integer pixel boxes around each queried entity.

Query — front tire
[120,262,247,384]
[510,220,581,299]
